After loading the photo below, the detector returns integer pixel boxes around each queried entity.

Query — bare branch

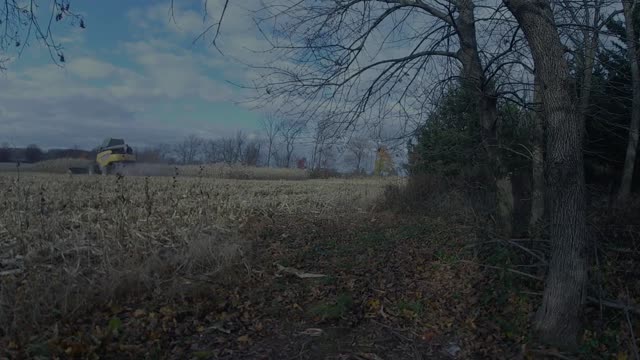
[0,0,85,69]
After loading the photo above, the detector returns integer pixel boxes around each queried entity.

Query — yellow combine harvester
[69,138,136,175]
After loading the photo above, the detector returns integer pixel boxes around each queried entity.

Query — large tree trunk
[529,74,545,237]
[457,0,514,237]
[504,0,588,350]
[619,0,640,202]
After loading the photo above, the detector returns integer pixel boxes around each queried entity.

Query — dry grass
[178,163,310,180]
[0,172,399,337]
[27,158,93,173]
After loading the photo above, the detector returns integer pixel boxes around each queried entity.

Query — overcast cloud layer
[0,0,266,150]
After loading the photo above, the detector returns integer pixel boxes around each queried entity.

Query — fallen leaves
[159,306,176,318]
[237,334,251,343]
[298,328,324,337]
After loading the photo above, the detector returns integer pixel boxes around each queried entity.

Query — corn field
[0,171,402,337]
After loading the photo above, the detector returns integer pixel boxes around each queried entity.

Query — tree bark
[619,0,640,202]
[504,0,588,350]
[457,0,514,237]
[530,74,545,237]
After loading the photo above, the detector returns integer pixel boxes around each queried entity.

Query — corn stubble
[0,171,399,337]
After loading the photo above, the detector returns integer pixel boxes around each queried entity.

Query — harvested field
[0,159,310,180]
[1,172,631,359]
[4,173,459,359]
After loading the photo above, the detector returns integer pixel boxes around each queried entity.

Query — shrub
[309,168,340,179]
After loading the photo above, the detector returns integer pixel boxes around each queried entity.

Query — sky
[0,0,535,167]
[0,0,268,150]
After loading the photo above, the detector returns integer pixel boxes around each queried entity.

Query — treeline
[2,125,399,176]
[138,124,399,175]
[0,143,91,163]
[151,132,267,167]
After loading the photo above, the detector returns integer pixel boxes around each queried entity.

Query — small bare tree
[174,135,203,165]
[243,140,261,166]
[155,143,174,163]
[310,119,338,171]
[346,137,371,173]
[220,137,237,164]
[277,119,305,168]
[204,139,221,164]
[234,131,246,163]
[136,147,165,163]
[260,114,279,167]
[0,142,12,162]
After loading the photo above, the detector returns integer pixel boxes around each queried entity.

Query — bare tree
[0,142,12,162]
[243,139,261,166]
[310,119,337,170]
[234,130,247,163]
[155,143,174,162]
[239,0,526,236]
[136,147,165,163]
[271,146,284,168]
[219,137,237,164]
[260,113,279,167]
[346,137,371,173]
[1,0,85,69]
[216,132,248,164]
[277,119,305,168]
[174,135,203,165]
[203,139,221,164]
[618,0,640,202]
[24,144,43,163]
[504,0,588,349]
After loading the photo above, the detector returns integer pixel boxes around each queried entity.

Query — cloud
[1,1,316,149]
[120,40,236,103]
[68,57,121,79]
[0,67,254,149]
[0,3,261,149]
[127,2,207,38]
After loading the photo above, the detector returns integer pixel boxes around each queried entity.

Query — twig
[459,260,543,281]
[529,349,575,360]
[0,268,22,276]
[506,239,548,264]
[606,247,637,254]
[371,320,413,343]
[0,257,22,266]
[586,296,640,316]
